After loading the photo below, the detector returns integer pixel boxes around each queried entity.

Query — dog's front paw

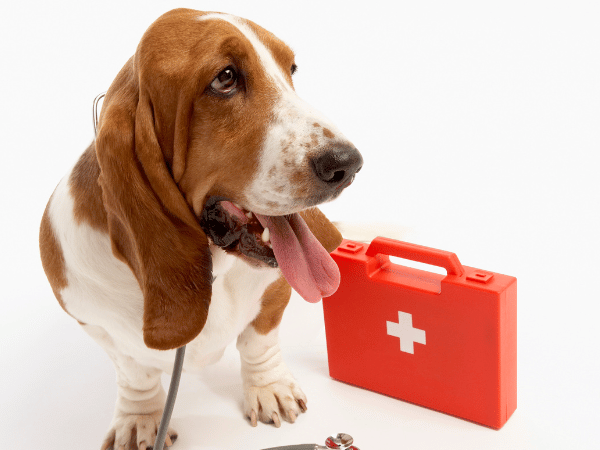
[243,377,308,428]
[100,412,177,450]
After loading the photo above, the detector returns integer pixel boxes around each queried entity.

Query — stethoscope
[92,94,359,450]
[93,92,184,450]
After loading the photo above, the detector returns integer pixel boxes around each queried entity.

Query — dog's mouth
[199,197,340,303]
[200,197,278,267]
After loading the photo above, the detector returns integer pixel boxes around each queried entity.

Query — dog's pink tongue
[255,213,340,303]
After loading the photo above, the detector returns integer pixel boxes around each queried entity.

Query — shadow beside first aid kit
[323,237,517,430]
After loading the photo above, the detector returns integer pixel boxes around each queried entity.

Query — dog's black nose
[311,144,363,188]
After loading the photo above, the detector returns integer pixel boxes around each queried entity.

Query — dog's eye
[211,66,238,94]
[291,64,298,75]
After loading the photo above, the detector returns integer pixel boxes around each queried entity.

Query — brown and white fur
[39,9,362,450]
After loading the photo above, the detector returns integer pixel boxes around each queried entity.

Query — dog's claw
[250,410,258,427]
[165,435,173,447]
[298,399,307,412]
[289,410,297,423]
[272,412,281,428]
[138,442,147,450]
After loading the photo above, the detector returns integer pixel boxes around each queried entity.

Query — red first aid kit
[323,237,517,429]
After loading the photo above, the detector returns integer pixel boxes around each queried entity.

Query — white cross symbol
[386,311,426,354]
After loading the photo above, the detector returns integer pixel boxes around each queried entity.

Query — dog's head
[95,9,362,350]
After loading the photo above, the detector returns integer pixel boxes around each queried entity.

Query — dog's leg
[237,324,307,427]
[82,324,177,450]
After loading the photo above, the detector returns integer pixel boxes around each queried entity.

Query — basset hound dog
[39,8,362,450]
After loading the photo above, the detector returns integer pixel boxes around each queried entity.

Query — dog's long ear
[95,57,212,351]
[299,207,343,253]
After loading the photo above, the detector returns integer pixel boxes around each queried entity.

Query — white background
[1,1,598,449]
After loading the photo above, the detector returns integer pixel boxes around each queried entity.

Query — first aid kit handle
[365,237,465,277]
